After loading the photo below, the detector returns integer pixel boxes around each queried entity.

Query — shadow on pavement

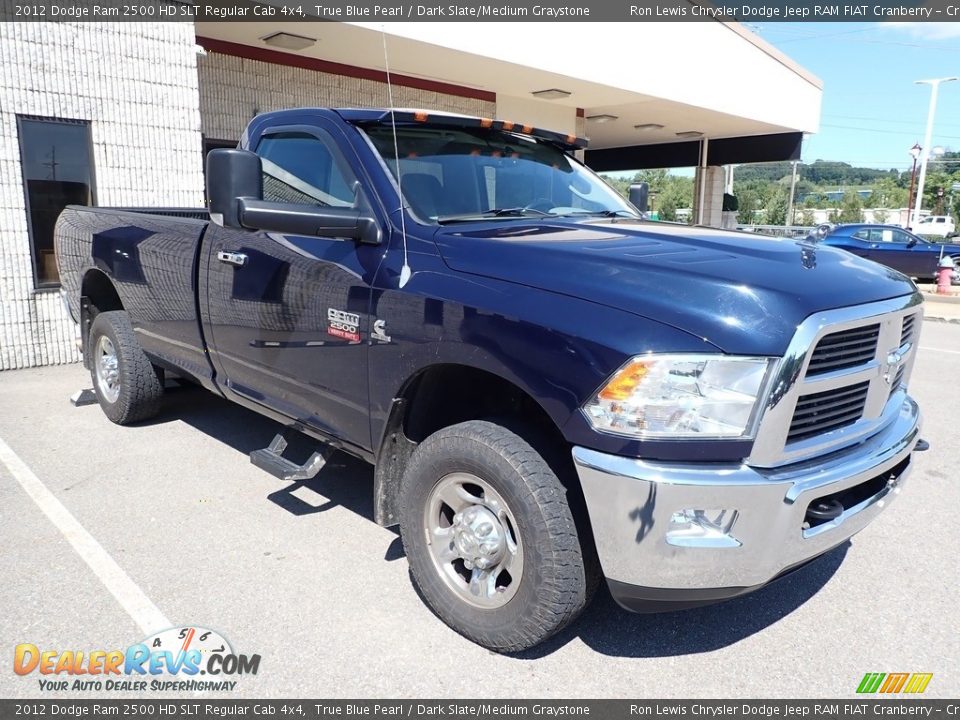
[151,383,848,659]
[516,542,847,659]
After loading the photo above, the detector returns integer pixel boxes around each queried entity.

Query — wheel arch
[79,269,125,367]
[372,362,582,529]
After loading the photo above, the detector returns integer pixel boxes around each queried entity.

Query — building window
[203,137,237,159]
[17,116,96,289]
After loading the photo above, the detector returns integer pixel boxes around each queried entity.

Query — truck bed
[55,205,214,383]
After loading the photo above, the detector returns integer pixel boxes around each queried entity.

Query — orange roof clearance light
[598,361,650,401]
[480,118,494,128]
[414,111,429,122]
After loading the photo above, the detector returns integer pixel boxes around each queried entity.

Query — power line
[822,113,960,131]
[819,123,960,141]
[758,26,960,52]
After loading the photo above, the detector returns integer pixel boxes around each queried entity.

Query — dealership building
[0,17,821,370]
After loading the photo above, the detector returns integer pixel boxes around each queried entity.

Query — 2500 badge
[327,308,361,343]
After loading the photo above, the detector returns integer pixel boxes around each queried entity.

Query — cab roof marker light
[351,111,589,151]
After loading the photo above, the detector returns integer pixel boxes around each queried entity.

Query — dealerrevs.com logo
[14,626,260,692]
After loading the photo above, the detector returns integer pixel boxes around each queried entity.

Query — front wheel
[398,420,591,652]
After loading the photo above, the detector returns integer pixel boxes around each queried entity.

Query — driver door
[891,228,936,277]
[201,119,383,450]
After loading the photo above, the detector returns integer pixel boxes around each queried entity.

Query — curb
[920,291,960,304]
[924,315,960,324]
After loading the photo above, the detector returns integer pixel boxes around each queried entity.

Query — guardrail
[737,225,814,238]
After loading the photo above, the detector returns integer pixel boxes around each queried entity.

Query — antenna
[381,27,411,289]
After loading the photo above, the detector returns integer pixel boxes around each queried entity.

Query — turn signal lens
[598,361,649,401]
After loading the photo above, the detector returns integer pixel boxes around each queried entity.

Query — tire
[398,420,591,652]
[88,310,164,425]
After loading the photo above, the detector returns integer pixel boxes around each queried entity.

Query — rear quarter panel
[55,207,214,384]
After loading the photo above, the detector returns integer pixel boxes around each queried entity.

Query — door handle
[217,251,248,267]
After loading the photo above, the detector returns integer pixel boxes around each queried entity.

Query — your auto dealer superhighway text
[632,4,941,17]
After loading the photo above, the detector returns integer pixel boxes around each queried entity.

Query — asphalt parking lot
[2,318,958,699]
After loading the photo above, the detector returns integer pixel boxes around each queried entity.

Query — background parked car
[816,223,960,279]
[914,214,956,238]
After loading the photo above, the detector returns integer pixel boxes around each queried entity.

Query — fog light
[666,509,741,548]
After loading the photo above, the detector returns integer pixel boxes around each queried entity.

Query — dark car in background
[818,223,960,279]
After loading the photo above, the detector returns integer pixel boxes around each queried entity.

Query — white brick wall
[0,28,496,371]
[0,22,204,370]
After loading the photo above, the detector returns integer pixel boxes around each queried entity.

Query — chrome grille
[806,324,880,376]
[748,294,922,469]
[787,381,870,443]
[890,365,906,394]
[900,313,917,347]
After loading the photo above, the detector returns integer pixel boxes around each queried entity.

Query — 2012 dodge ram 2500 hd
[56,108,924,652]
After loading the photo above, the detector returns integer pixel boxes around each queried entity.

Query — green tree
[765,188,789,225]
[798,208,816,226]
[599,174,631,198]
[922,171,953,216]
[736,188,761,224]
[837,192,864,223]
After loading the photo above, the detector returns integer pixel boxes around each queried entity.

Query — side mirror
[907,238,918,248]
[628,183,649,213]
[206,148,381,244]
[206,149,263,229]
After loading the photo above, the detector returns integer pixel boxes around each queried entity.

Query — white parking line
[919,346,960,355]
[0,435,171,636]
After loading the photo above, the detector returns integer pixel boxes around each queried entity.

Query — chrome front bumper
[573,396,921,611]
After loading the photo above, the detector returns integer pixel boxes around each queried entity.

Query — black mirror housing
[628,183,649,213]
[206,149,263,228]
[238,199,382,245]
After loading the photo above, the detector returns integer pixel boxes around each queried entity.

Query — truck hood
[433,220,917,355]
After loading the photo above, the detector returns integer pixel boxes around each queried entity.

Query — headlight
[583,355,775,439]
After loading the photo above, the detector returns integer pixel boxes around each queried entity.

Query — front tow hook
[806,498,844,524]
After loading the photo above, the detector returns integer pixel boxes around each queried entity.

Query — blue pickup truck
[56,108,924,652]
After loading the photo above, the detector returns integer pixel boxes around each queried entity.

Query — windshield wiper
[557,209,640,219]
[436,207,555,224]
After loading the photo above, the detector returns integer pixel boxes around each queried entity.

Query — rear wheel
[398,420,591,652]
[89,311,164,424]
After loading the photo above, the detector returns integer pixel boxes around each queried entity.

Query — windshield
[364,126,638,224]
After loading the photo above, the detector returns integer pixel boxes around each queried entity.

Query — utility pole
[786,160,798,226]
[913,77,958,227]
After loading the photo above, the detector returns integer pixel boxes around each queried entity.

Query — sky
[751,22,960,171]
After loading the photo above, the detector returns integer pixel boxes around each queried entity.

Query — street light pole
[907,143,921,228]
[912,77,958,228]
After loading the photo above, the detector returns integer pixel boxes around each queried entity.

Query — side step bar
[250,433,333,482]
